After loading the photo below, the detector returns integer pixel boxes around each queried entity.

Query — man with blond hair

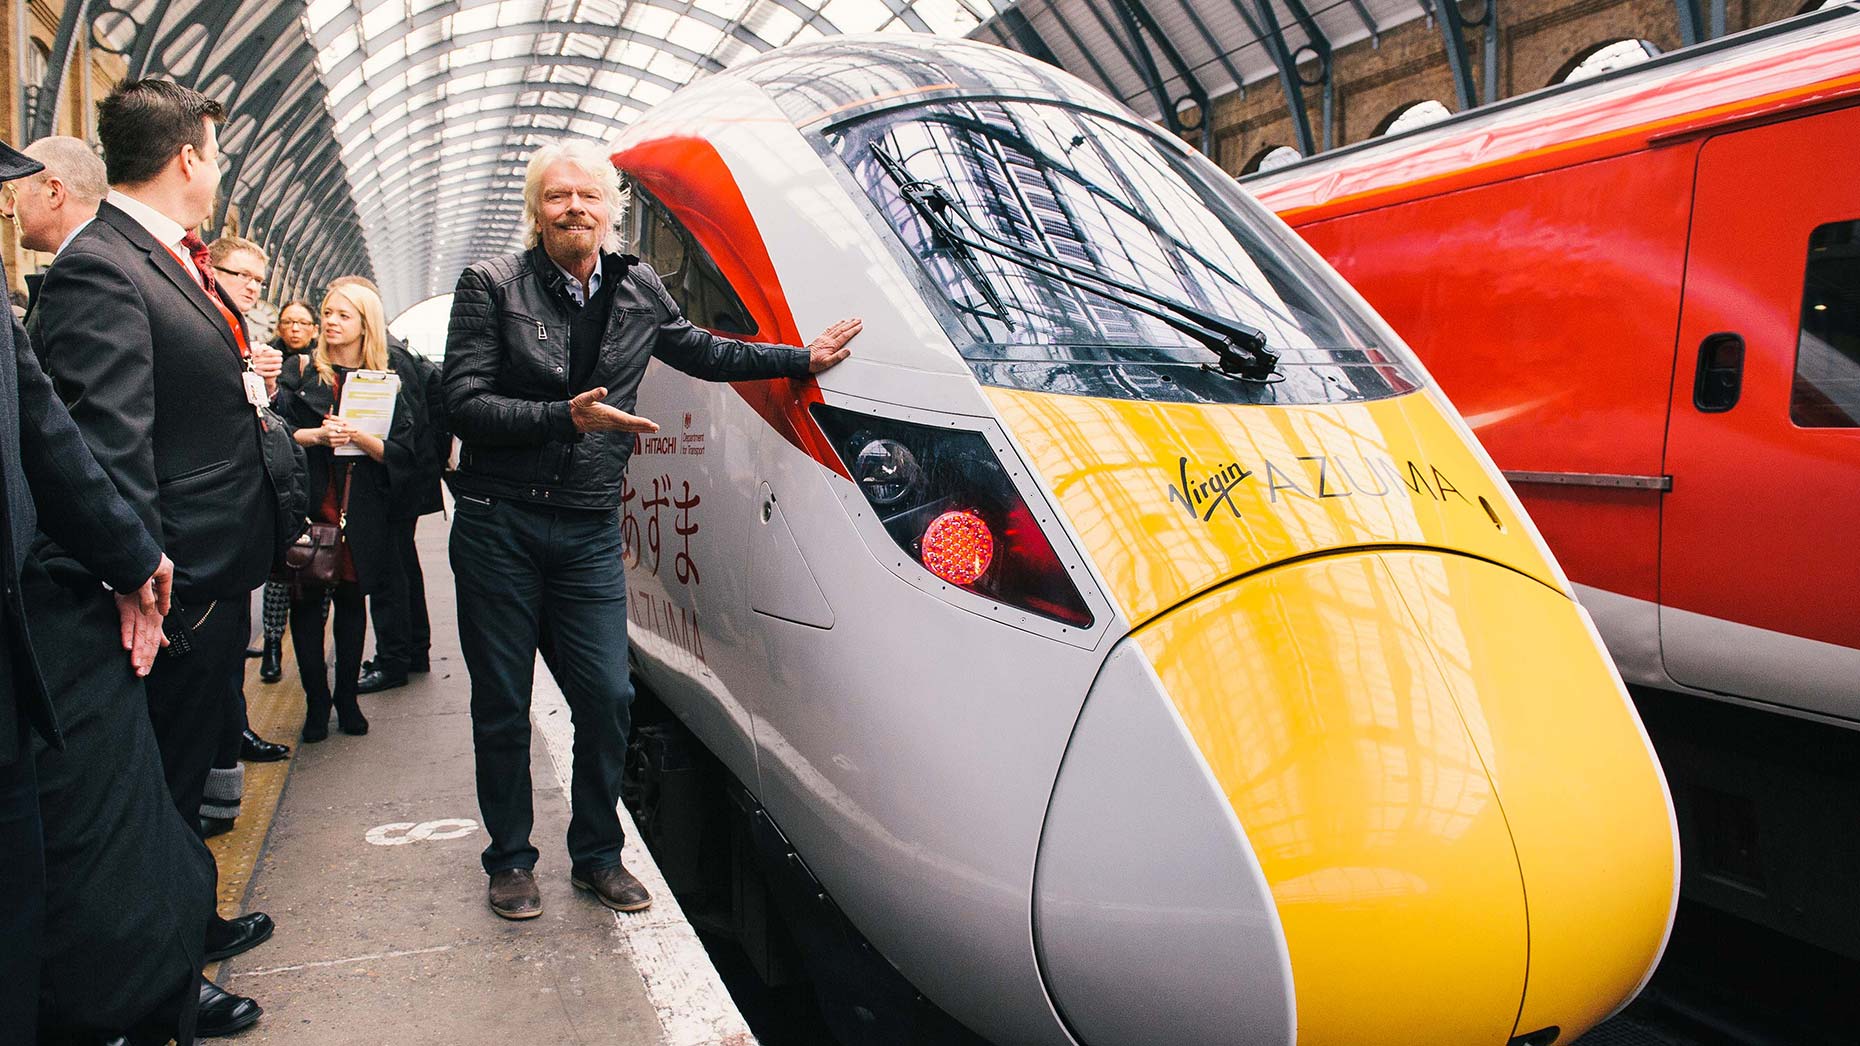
[444,140,861,920]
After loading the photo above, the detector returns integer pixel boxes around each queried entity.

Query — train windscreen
[826,99,1422,405]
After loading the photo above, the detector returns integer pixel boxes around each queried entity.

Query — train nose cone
[1035,551,1676,1046]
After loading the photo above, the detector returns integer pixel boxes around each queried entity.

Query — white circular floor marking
[365,818,481,845]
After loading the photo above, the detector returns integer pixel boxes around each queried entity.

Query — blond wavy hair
[313,282,388,387]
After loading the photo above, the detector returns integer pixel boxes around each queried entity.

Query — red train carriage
[1248,5,1860,956]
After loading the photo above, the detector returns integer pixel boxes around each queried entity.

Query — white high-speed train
[611,34,1678,1046]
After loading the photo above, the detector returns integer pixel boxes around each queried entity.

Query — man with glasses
[197,235,291,841]
[206,235,276,343]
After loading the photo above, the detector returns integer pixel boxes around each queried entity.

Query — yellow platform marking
[205,642,303,979]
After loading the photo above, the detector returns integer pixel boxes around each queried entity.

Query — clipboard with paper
[334,369,400,456]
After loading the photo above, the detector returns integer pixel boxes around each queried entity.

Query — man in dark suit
[34,78,280,1030]
[0,138,192,1042]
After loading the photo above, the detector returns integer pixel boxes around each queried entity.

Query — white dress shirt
[53,216,93,258]
[106,189,202,285]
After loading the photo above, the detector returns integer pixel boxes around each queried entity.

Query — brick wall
[1201,0,1823,175]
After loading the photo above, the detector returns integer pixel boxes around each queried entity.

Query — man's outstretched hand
[115,555,174,677]
[807,318,861,374]
[570,388,660,434]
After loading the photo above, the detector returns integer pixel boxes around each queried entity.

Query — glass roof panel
[822,0,896,35]
[260,0,1021,308]
[307,0,350,34]
[360,2,402,41]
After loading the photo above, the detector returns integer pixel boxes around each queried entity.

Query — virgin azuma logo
[1167,450,1478,524]
[1167,456,1252,521]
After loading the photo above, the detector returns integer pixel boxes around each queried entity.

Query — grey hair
[521,140,628,252]
[23,136,107,205]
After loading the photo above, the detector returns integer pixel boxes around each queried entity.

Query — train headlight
[854,438,919,505]
[812,404,1093,627]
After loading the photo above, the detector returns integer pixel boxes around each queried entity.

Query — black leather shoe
[199,815,235,839]
[240,728,290,762]
[205,912,274,962]
[488,868,542,920]
[355,667,408,694]
[196,977,262,1037]
[258,636,282,683]
[572,862,653,912]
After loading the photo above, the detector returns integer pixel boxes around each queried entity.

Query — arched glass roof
[30,0,1768,314]
[37,0,1001,313]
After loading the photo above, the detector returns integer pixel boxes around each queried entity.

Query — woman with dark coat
[256,300,320,684]
[275,282,423,741]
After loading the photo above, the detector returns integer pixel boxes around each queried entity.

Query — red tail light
[812,404,1093,627]
[922,510,994,585]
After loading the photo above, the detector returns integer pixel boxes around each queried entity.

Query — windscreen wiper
[872,143,1280,381]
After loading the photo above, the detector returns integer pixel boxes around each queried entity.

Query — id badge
[242,369,268,412]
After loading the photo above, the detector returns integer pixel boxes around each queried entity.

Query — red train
[1248,5,1860,954]
[1250,7,1859,721]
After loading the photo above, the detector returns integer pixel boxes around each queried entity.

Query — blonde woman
[275,281,423,741]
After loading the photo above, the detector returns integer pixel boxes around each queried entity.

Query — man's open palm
[571,387,659,433]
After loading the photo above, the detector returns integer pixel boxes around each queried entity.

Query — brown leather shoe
[488,868,542,920]
[571,863,653,912]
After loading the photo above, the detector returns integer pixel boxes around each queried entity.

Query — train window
[825,99,1421,406]
[625,182,757,337]
[1791,220,1860,428]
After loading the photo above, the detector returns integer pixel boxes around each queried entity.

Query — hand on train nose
[806,317,862,373]
[570,387,660,434]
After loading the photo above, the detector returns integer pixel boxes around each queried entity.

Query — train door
[1660,104,1860,717]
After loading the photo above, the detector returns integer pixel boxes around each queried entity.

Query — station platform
[205,520,755,1046]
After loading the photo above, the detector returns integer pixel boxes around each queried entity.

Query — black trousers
[146,597,246,828]
[369,515,431,673]
[290,581,366,725]
[450,497,632,876]
[26,565,211,1043]
[0,717,43,1043]
[214,602,251,769]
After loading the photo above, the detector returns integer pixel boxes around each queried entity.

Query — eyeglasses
[212,265,265,287]
[277,319,316,329]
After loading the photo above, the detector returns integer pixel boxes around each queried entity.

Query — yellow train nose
[1133,551,1677,1046]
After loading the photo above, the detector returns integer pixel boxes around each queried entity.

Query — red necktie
[180,231,216,295]
[177,230,248,357]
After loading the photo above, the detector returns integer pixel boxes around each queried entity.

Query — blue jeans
[450,495,633,875]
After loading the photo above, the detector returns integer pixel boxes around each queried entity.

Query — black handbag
[280,469,351,588]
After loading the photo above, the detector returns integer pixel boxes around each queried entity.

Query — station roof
[51,0,1005,313]
[37,0,1770,315]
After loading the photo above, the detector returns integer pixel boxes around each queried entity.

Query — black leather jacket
[442,247,809,510]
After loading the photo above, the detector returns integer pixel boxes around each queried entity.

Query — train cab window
[824,99,1422,406]
[625,183,757,336]
[1791,220,1860,428]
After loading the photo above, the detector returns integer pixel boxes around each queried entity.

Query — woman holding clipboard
[276,281,423,741]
